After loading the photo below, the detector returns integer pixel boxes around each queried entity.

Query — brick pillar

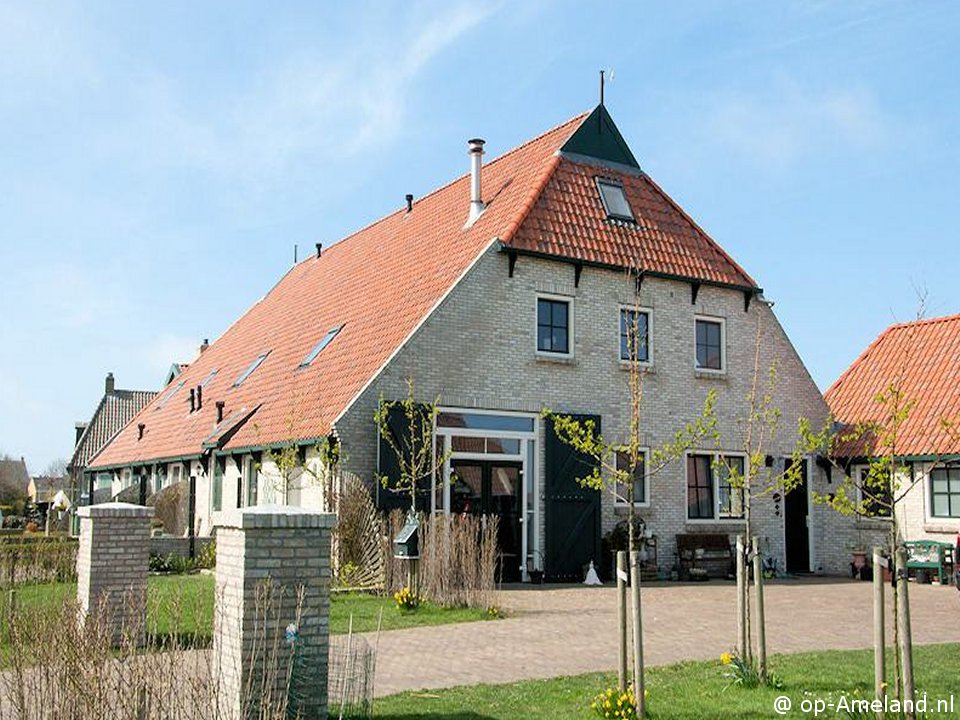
[214,506,335,720]
[76,501,154,645]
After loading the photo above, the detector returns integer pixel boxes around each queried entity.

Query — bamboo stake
[895,546,916,720]
[873,546,886,720]
[630,550,645,718]
[617,550,628,693]
[736,535,746,658]
[751,536,766,678]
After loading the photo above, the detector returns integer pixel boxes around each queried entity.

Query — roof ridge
[886,312,960,331]
[299,111,590,263]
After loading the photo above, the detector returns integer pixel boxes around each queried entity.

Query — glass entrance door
[450,459,523,582]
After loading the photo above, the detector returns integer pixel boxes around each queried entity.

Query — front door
[450,460,523,582]
[784,459,810,573]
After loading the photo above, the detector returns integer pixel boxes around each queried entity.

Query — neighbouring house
[826,314,960,547]
[27,475,65,504]
[86,104,865,578]
[68,373,157,504]
[0,456,30,513]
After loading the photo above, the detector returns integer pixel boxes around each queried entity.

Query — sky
[1,1,958,474]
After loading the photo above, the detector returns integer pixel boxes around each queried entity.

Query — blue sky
[1,1,958,473]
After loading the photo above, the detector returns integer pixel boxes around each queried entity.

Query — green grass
[375,644,960,719]
[1,574,488,647]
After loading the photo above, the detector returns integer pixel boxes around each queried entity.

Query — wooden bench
[904,540,955,585]
[676,533,733,580]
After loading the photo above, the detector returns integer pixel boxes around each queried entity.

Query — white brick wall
[335,244,870,575]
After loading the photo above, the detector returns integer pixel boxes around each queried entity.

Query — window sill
[619,360,654,374]
[536,353,576,366]
[614,503,651,513]
[923,522,960,534]
[695,369,727,381]
[685,518,745,525]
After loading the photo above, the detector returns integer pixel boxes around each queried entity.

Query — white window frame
[618,305,653,365]
[694,315,726,374]
[535,293,575,359]
[613,447,651,507]
[685,450,748,523]
[925,462,960,522]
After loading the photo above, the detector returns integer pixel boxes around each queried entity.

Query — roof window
[199,368,219,388]
[299,325,344,368]
[596,178,634,222]
[233,352,270,388]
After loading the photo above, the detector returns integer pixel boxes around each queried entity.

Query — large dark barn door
[544,414,601,582]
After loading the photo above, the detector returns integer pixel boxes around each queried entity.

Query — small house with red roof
[86,104,860,579]
[826,314,960,547]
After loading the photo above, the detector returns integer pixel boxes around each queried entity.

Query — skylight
[233,352,270,388]
[596,178,634,221]
[155,380,185,409]
[300,324,344,368]
[199,368,219,388]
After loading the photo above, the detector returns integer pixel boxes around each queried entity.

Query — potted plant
[850,515,868,580]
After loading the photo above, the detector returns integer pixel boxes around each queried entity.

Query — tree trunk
[895,546,916,720]
[630,550,645,718]
[736,535,747,658]
[873,546,886,720]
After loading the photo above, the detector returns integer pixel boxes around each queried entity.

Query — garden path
[369,578,960,696]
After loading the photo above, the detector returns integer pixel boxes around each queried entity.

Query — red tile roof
[89,107,762,470]
[505,157,757,289]
[825,314,960,457]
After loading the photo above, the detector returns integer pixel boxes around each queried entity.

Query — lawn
[374,644,960,719]
[1,574,488,646]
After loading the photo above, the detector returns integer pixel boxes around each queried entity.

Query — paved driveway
[371,579,960,696]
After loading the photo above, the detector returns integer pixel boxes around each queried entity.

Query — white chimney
[467,138,485,225]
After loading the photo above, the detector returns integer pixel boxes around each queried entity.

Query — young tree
[797,301,931,717]
[718,309,808,677]
[373,377,449,512]
[542,286,720,718]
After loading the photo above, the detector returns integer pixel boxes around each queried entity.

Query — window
[930,466,960,518]
[450,436,522,455]
[537,298,571,354]
[122,469,132,488]
[300,324,344,367]
[619,308,650,362]
[717,456,745,518]
[614,449,648,506]
[155,465,167,494]
[687,454,714,519]
[695,317,724,371]
[687,452,746,520]
[245,459,258,507]
[170,464,182,485]
[596,178,634,221]
[856,467,892,518]
[199,369,219,388]
[437,412,535,433]
[233,351,270,387]
[212,460,223,512]
[95,472,112,490]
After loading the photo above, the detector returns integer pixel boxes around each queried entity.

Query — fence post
[213,506,336,720]
[76,502,153,646]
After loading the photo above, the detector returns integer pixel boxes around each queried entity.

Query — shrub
[720,651,783,690]
[195,539,216,570]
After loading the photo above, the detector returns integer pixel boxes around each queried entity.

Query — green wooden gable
[560,104,640,169]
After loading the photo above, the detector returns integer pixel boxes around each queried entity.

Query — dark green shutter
[376,402,433,512]
[544,413,602,582]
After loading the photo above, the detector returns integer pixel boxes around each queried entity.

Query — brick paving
[371,578,960,697]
